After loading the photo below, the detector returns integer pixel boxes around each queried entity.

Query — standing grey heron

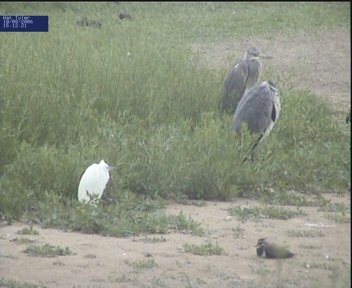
[219,47,263,116]
[232,81,281,162]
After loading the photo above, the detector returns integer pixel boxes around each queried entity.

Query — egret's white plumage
[78,160,112,204]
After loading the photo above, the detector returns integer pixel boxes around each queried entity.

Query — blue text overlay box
[0,16,48,32]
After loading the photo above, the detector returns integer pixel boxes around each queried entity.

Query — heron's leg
[241,134,263,164]
[250,152,255,162]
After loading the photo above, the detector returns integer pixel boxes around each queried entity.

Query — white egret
[78,160,113,204]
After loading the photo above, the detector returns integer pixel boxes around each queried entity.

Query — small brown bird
[255,238,294,259]
[76,17,101,28]
[118,11,132,20]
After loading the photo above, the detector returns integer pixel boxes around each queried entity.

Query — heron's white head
[244,47,273,61]
[262,81,279,95]
[99,160,114,171]
[255,238,267,248]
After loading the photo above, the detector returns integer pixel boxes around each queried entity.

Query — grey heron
[78,160,114,204]
[255,238,294,259]
[232,81,281,162]
[219,47,263,116]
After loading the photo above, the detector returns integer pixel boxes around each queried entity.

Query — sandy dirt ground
[0,28,350,288]
[0,195,350,288]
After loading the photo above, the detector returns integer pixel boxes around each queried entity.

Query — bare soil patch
[0,194,350,288]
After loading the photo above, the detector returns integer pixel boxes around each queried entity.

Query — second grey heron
[232,81,281,162]
[219,47,262,116]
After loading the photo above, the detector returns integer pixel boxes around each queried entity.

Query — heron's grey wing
[232,85,275,134]
[223,60,249,99]
[220,60,249,114]
[245,60,261,90]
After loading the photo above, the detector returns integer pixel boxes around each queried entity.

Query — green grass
[125,258,158,270]
[183,241,225,256]
[139,236,167,243]
[11,238,35,245]
[0,278,47,288]
[167,211,204,236]
[1,3,348,42]
[228,205,305,222]
[24,243,73,257]
[0,3,349,236]
[11,190,203,237]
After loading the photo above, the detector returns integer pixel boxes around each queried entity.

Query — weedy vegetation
[0,278,47,288]
[182,241,225,256]
[167,211,204,236]
[228,205,305,221]
[16,226,40,236]
[139,236,167,243]
[11,238,35,245]
[0,3,349,240]
[24,243,73,257]
[125,258,158,270]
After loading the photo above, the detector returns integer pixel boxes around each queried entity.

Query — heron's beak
[108,166,115,171]
[259,54,273,59]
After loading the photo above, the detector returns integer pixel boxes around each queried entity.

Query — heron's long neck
[244,52,249,60]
